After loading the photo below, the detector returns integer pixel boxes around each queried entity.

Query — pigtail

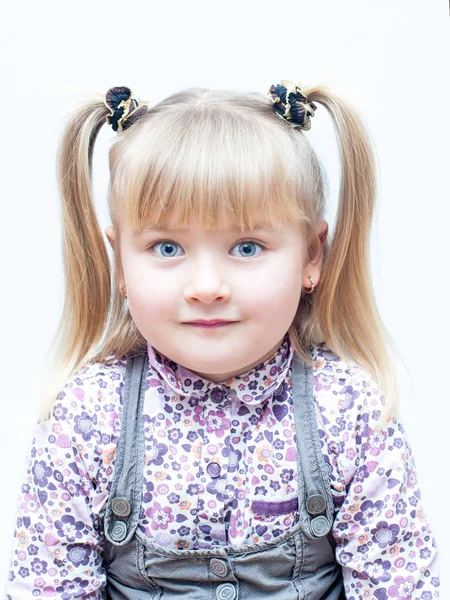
[36,85,401,427]
[37,97,113,421]
[302,87,399,428]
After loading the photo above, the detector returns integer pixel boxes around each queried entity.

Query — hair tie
[268,80,317,130]
[105,86,149,133]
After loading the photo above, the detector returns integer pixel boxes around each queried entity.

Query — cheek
[249,265,302,309]
[128,287,177,342]
[129,282,178,316]
[124,261,179,315]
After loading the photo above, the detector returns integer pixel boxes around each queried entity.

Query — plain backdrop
[1,0,449,596]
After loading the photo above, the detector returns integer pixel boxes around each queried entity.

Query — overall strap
[291,350,334,538]
[104,350,149,546]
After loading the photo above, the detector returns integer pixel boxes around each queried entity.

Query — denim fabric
[101,350,344,600]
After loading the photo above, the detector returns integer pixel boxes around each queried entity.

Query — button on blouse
[142,332,297,549]
[4,334,440,600]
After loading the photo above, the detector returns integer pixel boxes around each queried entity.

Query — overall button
[207,461,221,478]
[310,515,331,537]
[110,521,127,542]
[111,497,131,517]
[211,388,225,403]
[216,583,236,600]
[210,558,229,577]
[306,494,326,515]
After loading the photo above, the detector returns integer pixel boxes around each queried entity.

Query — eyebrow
[133,223,279,236]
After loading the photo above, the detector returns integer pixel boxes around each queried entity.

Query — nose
[183,256,231,304]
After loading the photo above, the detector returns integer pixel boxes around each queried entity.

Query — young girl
[5,82,440,599]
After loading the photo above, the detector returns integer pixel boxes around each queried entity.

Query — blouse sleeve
[4,378,110,600]
[330,369,440,600]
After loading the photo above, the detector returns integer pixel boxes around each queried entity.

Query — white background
[1,0,449,596]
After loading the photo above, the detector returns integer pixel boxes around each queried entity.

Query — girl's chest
[137,390,301,549]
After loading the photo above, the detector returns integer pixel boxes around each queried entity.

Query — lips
[187,320,234,325]
[184,319,237,329]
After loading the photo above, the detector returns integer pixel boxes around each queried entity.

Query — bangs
[110,90,312,233]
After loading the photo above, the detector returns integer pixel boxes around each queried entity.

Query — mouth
[184,320,237,328]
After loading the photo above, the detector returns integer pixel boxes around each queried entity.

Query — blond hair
[38,85,401,429]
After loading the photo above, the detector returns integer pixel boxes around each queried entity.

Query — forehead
[135,220,282,234]
[130,225,284,243]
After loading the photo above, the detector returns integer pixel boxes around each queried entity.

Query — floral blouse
[5,333,440,599]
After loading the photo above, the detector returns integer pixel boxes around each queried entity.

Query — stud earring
[303,276,315,294]
[119,283,127,299]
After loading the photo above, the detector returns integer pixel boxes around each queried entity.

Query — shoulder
[32,356,130,485]
[47,355,128,440]
[56,356,127,408]
[309,341,385,420]
[308,342,389,486]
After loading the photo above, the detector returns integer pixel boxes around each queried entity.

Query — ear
[303,221,328,289]
[105,225,116,251]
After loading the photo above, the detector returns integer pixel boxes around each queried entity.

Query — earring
[119,283,127,299]
[303,276,315,294]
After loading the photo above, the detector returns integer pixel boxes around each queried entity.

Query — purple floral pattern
[5,334,440,599]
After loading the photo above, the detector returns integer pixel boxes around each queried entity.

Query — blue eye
[231,241,264,258]
[151,241,184,258]
[148,239,265,258]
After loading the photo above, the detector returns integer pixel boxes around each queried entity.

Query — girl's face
[106,219,327,382]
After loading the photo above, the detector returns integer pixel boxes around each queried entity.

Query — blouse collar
[147,332,293,406]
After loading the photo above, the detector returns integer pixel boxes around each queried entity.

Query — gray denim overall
[101,349,345,599]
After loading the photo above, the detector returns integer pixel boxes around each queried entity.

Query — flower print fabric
[140,333,299,549]
[5,333,440,600]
